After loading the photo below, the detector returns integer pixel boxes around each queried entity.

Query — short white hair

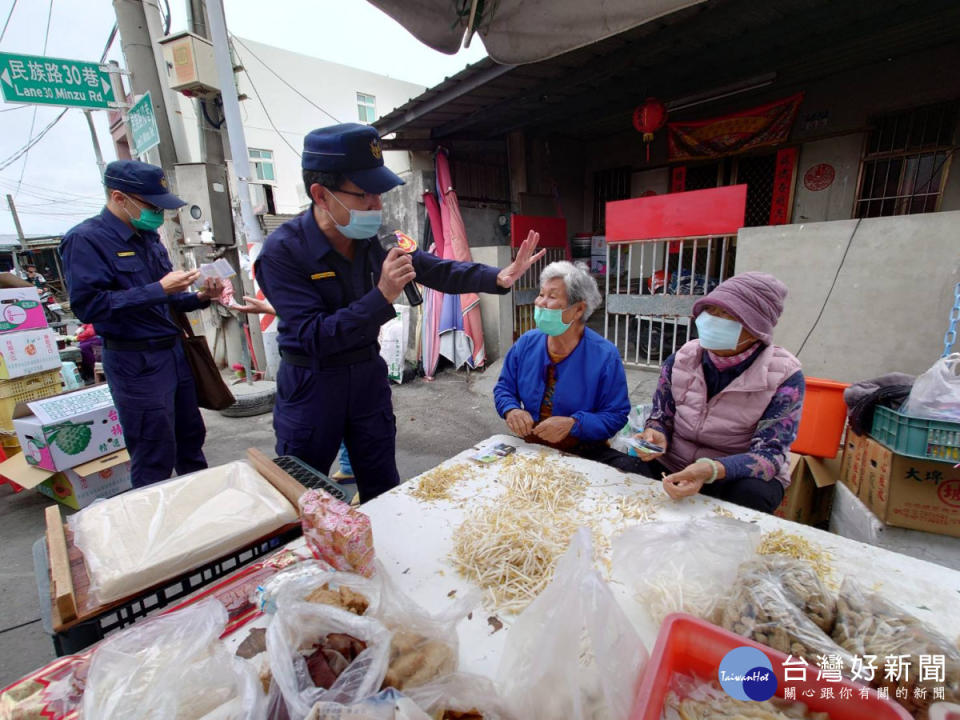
[539,261,602,321]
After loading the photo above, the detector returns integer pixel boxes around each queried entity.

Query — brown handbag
[174,312,235,411]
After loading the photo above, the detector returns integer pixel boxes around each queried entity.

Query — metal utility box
[173,163,234,246]
[158,31,219,97]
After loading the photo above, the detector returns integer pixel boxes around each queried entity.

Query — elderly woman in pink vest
[629,272,804,513]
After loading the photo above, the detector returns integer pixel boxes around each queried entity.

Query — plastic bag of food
[82,598,265,720]
[307,688,431,720]
[832,578,960,718]
[736,557,837,633]
[662,672,831,720]
[902,353,960,422]
[267,590,394,719]
[611,517,761,624]
[498,528,646,720]
[406,673,515,720]
[373,569,474,693]
[714,564,854,671]
[258,561,385,616]
[301,489,376,577]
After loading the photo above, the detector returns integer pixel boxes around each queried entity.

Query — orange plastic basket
[791,377,850,458]
[631,613,911,720]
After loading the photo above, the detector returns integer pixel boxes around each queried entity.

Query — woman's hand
[662,461,713,500]
[633,427,668,460]
[532,416,576,443]
[505,409,534,437]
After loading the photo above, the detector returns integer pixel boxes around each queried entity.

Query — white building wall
[177,37,425,214]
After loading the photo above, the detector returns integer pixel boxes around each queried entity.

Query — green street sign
[0,52,115,109]
[129,92,160,156]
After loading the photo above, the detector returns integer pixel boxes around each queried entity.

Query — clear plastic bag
[832,578,960,717]
[497,528,647,720]
[81,598,265,720]
[267,592,394,720]
[736,557,836,633]
[902,353,960,421]
[258,561,386,617]
[714,564,854,671]
[70,461,298,607]
[306,688,431,720]
[611,517,761,624]
[406,673,514,720]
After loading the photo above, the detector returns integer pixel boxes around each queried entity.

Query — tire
[219,386,276,417]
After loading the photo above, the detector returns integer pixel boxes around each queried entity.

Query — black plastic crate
[39,525,301,656]
[272,455,356,504]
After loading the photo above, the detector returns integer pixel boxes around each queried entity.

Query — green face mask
[123,195,164,231]
[534,305,573,336]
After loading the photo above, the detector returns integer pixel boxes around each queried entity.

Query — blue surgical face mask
[695,311,744,350]
[326,190,382,239]
[534,306,573,336]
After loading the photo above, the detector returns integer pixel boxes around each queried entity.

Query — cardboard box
[840,431,870,496]
[0,287,47,334]
[0,450,131,509]
[861,437,960,538]
[0,328,61,379]
[774,452,838,526]
[13,385,126,472]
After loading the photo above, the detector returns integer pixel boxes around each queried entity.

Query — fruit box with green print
[12,384,126,472]
[0,449,131,509]
[0,287,48,334]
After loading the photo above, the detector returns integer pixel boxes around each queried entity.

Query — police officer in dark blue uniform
[60,160,224,487]
[256,123,544,502]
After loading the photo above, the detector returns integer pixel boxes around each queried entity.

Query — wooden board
[44,505,76,625]
[247,447,308,512]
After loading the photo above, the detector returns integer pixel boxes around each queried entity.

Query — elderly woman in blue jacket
[494,261,631,464]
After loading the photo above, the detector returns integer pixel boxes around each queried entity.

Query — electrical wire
[15,0,54,196]
[0,109,70,172]
[231,35,340,123]
[100,23,118,63]
[0,105,29,112]
[0,0,18,42]
[238,63,303,158]
[795,218,861,357]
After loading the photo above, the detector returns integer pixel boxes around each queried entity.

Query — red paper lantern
[632,98,668,161]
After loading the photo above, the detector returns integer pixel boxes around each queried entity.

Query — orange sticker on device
[394,231,418,253]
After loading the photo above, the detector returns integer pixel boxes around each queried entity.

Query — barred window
[855,101,958,217]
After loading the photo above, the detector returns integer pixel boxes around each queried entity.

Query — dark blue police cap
[103,160,185,210]
[302,123,404,195]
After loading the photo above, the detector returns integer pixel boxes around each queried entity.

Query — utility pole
[83,111,107,180]
[206,0,274,377]
[6,195,26,274]
[187,0,265,378]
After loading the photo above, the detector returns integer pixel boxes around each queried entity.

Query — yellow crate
[1,433,21,457]
[0,369,63,432]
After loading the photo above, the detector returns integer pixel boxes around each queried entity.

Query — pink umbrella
[435,149,485,368]
[421,191,445,380]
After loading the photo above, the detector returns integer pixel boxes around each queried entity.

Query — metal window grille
[592,167,631,231]
[604,236,737,368]
[735,153,777,227]
[855,101,958,218]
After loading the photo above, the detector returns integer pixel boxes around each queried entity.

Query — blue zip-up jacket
[494,327,631,442]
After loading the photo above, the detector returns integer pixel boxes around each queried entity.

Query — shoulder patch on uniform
[116,251,136,257]
[311,271,336,280]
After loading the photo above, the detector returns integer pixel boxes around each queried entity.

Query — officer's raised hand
[377,247,417,302]
[161,269,201,295]
[496,230,547,288]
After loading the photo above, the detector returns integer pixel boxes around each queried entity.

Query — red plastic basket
[631,613,911,720]
[791,377,851,458]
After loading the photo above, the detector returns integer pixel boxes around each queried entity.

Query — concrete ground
[0,360,659,687]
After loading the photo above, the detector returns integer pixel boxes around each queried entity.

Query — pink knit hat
[692,272,788,344]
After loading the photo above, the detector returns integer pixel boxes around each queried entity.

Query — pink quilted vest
[662,340,801,487]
